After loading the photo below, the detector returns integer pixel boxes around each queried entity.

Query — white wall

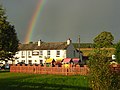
[14,50,67,64]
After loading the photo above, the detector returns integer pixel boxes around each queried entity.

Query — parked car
[5,64,10,69]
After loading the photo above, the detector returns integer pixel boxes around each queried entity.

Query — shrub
[88,48,119,90]
[115,41,120,63]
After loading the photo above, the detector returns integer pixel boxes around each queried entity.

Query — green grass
[0,71,91,90]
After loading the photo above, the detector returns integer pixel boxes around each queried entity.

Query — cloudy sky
[1,0,120,43]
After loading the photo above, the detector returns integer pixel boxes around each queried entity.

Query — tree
[93,31,114,48]
[114,41,120,63]
[88,48,119,90]
[0,5,19,62]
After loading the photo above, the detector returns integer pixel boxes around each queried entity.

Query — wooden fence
[10,64,88,75]
[10,64,120,75]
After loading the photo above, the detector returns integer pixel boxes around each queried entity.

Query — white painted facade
[14,50,67,64]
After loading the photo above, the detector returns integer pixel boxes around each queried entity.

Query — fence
[10,64,120,75]
[10,64,88,75]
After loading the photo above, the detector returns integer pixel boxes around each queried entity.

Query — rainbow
[24,0,47,43]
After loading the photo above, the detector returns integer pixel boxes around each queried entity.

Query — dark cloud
[1,0,120,43]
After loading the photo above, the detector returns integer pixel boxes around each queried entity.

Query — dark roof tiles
[19,42,68,50]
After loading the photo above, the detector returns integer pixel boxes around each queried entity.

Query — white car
[5,64,9,69]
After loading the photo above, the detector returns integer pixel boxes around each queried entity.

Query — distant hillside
[73,43,115,57]
[80,48,115,57]
[73,43,115,48]
[73,43,94,48]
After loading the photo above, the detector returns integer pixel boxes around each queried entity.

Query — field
[80,48,115,56]
[0,71,91,90]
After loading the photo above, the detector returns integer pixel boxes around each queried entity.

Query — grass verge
[0,71,91,90]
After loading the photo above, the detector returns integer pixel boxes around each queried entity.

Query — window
[40,60,43,64]
[28,51,31,58]
[21,56,25,58]
[35,60,37,62]
[28,60,32,64]
[47,50,50,56]
[22,60,25,62]
[28,56,31,58]
[56,51,60,57]
[21,51,25,56]
[21,51,25,58]
[40,50,43,55]
[28,51,30,56]
[21,51,23,56]
[39,50,43,58]
[39,56,42,58]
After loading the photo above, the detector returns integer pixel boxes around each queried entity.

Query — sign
[112,55,116,60]
[32,50,39,55]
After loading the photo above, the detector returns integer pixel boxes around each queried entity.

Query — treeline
[73,43,93,48]
[73,43,115,48]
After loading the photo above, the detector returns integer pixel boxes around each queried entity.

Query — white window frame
[56,50,60,57]
[47,50,50,56]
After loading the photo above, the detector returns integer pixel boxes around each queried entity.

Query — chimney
[38,40,42,46]
[67,38,72,45]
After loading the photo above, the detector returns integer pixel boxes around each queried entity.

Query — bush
[88,48,120,90]
[115,41,120,63]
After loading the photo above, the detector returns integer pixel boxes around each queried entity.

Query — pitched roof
[19,42,69,50]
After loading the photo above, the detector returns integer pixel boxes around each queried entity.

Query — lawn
[0,71,91,90]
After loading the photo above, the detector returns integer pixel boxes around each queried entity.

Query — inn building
[14,39,81,64]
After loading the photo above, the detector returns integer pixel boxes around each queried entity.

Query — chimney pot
[38,40,41,46]
[67,38,71,45]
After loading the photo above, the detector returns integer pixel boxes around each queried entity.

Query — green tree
[0,5,19,62]
[88,48,119,90]
[93,31,114,48]
[114,41,120,63]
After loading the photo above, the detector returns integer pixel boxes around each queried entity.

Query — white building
[14,39,81,64]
